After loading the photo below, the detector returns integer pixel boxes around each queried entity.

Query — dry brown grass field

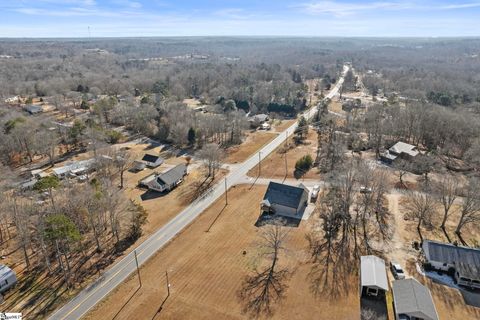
[84,184,360,320]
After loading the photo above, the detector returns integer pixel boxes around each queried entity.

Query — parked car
[390,261,406,279]
[360,186,373,194]
[310,185,320,202]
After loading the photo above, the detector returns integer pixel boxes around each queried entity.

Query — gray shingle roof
[263,182,307,209]
[157,164,186,186]
[393,279,438,320]
[424,240,480,280]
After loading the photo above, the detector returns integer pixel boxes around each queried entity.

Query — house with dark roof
[141,154,164,168]
[260,182,309,219]
[360,255,389,297]
[148,164,187,192]
[392,278,438,320]
[422,240,480,289]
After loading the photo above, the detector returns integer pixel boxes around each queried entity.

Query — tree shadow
[238,267,291,318]
[205,204,228,232]
[177,176,214,204]
[112,286,142,320]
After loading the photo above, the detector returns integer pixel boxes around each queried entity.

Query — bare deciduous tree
[403,190,436,241]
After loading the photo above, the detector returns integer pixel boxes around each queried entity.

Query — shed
[360,255,389,297]
[141,154,164,168]
[392,278,438,320]
[0,265,17,294]
[260,182,309,219]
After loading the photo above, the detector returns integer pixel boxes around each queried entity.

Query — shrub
[295,154,313,173]
[105,130,123,144]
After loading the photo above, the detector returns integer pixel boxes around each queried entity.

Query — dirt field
[84,185,360,320]
[225,131,278,164]
[328,98,345,114]
[247,128,320,180]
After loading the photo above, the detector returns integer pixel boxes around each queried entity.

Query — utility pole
[284,153,288,176]
[134,250,142,288]
[224,178,228,205]
[166,270,170,297]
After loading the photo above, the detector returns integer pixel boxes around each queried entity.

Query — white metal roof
[361,255,389,291]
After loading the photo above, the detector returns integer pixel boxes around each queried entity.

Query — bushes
[295,154,313,173]
[105,130,123,144]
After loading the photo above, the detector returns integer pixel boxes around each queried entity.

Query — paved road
[48,65,349,320]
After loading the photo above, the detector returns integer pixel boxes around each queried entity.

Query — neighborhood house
[53,159,96,179]
[360,255,389,297]
[392,278,439,320]
[260,182,309,219]
[422,240,480,289]
[148,164,187,192]
[380,141,419,164]
[248,113,269,128]
[141,154,164,168]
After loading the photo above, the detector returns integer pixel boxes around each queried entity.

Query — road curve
[48,65,349,320]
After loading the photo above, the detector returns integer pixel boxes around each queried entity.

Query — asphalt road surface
[48,65,349,320]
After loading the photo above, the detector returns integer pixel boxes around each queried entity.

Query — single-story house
[422,240,480,289]
[260,182,309,219]
[0,265,17,294]
[141,154,164,168]
[392,278,438,320]
[248,114,270,128]
[360,255,389,297]
[148,164,187,192]
[24,104,43,115]
[380,141,419,164]
[53,159,96,179]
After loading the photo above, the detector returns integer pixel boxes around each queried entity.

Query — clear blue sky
[1,0,480,37]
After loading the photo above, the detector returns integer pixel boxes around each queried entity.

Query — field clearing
[247,128,320,180]
[328,98,345,114]
[84,185,359,320]
[225,131,278,164]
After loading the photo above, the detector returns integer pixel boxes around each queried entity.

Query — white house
[260,182,309,219]
[422,240,480,289]
[0,265,17,294]
[360,255,389,297]
[148,164,187,192]
[53,159,96,179]
[141,154,164,168]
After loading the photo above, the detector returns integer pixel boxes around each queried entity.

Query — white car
[310,185,320,202]
[390,261,406,280]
